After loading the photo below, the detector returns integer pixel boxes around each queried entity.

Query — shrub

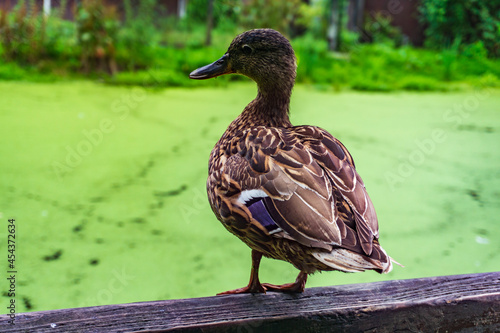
[76,0,119,74]
[117,0,161,71]
[351,79,393,92]
[0,62,28,80]
[399,76,446,91]
[44,12,78,61]
[363,12,403,46]
[469,73,500,88]
[186,0,239,27]
[107,69,187,87]
[240,0,306,37]
[0,0,43,64]
[419,0,500,57]
[293,33,330,83]
[0,0,498,91]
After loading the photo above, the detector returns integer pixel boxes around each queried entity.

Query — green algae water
[0,81,499,313]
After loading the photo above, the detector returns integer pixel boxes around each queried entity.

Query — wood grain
[1,272,499,332]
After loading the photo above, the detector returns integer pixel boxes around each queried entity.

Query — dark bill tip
[189,54,232,80]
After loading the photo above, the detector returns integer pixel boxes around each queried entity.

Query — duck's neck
[231,84,293,130]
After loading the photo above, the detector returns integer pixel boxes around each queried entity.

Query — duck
[189,29,396,294]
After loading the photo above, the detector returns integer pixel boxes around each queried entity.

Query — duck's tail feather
[312,244,400,274]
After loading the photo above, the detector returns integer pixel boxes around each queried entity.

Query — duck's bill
[189,54,234,79]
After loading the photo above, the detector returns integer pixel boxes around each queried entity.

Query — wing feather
[219,125,379,256]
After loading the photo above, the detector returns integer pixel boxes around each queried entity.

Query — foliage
[419,0,500,57]
[239,0,306,37]
[0,62,30,80]
[185,0,240,28]
[0,0,165,74]
[338,29,361,52]
[107,69,187,87]
[398,76,446,91]
[43,9,79,61]
[0,0,44,64]
[117,0,161,70]
[295,0,330,39]
[291,39,500,91]
[468,73,500,88]
[0,0,499,91]
[363,12,404,46]
[0,0,78,72]
[293,33,330,84]
[76,0,119,74]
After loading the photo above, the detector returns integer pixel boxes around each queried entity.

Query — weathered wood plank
[1,272,499,332]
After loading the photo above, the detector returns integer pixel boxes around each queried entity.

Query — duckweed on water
[0,81,499,312]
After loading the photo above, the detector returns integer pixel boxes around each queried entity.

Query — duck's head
[190,29,296,96]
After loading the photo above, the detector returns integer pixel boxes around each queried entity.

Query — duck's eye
[242,44,253,55]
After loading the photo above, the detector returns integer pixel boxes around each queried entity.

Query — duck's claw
[217,282,266,295]
[261,282,303,293]
[261,271,308,293]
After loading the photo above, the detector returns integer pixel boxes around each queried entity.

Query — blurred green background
[0,0,499,313]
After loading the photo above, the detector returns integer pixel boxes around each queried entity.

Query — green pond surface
[0,81,499,313]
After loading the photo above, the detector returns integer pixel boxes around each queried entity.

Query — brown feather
[210,124,382,258]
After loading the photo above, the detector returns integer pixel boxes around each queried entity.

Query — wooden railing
[1,272,499,332]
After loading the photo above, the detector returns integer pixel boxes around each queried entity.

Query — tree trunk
[347,0,364,32]
[328,0,344,51]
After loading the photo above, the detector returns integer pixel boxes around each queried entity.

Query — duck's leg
[217,250,266,295]
[261,271,308,293]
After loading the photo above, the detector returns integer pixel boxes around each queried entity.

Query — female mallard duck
[190,29,396,294]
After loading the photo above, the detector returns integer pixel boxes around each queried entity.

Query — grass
[0,81,499,313]
[2,32,500,92]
